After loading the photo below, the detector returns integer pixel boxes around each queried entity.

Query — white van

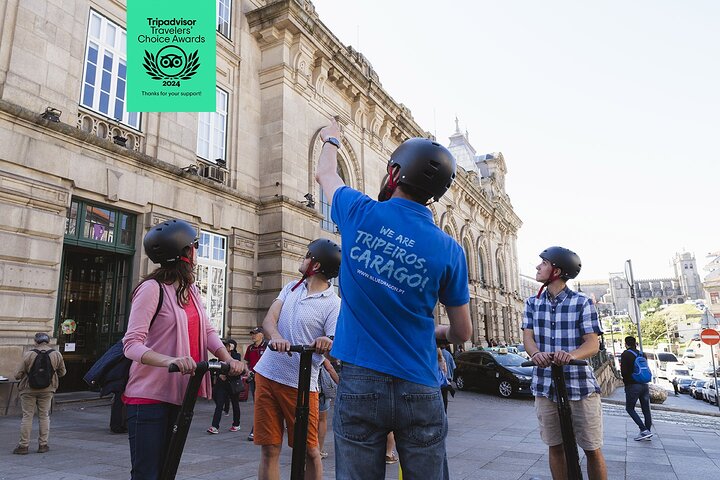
[646,352,681,379]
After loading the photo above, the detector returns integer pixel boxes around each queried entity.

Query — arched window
[478,250,486,284]
[497,259,505,290]
[463,240,472,281]
[320,167,347,233]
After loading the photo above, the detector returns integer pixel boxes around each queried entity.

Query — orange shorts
[253,373,319,449]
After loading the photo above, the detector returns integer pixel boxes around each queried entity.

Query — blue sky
[312,0,719,281]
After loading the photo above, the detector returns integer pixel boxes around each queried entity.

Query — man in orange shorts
[252,239,341,480]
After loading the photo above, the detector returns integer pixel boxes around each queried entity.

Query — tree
[620,316,667,346]
[640,298,662,315]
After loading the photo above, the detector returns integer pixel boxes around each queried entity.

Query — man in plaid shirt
[523,246,607,480]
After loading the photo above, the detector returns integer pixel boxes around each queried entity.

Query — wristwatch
[323,137,341,149]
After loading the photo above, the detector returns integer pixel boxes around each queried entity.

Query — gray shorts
[535,393,603,451]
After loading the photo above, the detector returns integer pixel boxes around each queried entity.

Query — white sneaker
[207,426,219,434]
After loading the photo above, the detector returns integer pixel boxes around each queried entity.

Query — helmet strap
[180,256,193,266]
[291,260,318,292]
[378,165,400,202]
[535,270,562,299]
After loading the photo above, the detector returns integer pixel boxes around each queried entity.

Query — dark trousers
[625,383,652,431]
[212,383,239,429]
[127,402,179,480]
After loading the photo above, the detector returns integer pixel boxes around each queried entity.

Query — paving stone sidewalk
[1,388,719,479]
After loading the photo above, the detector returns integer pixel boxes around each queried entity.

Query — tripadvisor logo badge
[143,45,199,85]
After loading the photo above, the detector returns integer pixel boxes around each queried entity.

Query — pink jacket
[122,280,224,405]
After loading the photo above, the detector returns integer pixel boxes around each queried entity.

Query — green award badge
[127,0,216,112]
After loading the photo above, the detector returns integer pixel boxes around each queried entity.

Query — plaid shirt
[522,287,602,401]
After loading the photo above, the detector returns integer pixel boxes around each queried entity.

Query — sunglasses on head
[305,251,312,259]
[192,239,199,249]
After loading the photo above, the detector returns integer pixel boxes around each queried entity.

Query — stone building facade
[702,251,720,323]
[608,252,704,316]
[0,0,522,394]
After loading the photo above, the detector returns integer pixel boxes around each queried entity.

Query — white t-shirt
[254,280,339,391]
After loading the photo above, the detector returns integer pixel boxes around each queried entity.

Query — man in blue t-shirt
[315,118,471,480]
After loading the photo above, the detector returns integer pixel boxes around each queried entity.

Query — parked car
[690,379,706,399]
[676,377,694,394]
[702,366,720,378]
[454,350,533,398]
[683,348,696,358]
[512,344,530,360]
[703,381,717,405]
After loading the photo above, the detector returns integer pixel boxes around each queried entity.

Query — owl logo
[143,45,200,80]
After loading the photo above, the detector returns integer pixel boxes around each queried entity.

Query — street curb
[602,398,720,417]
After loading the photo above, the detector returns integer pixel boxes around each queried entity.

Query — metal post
[712,343,720,414]
[625,260,644,352]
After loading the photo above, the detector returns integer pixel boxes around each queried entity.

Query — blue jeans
[625,383,652,431]
[127,403,179,480]
[333,363,449,480]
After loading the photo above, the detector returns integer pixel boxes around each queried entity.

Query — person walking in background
[523,246,607,480]
[244,326,268,441]
[437,348,452,412]
[252,238,341,480]
[123,219,246,479]
[620,336,653,441]
[12,332,66,455]
[207,338,242,434]
[315,117,472,479]
[441,342,456,383]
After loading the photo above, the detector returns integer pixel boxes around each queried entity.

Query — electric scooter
[523,358,588,480]
[287,345,317,480]
[160,360,229,480]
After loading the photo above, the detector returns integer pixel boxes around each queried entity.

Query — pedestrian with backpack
[620,336,653,441]
[12,332,66,455]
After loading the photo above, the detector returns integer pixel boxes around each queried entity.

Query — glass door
[56,246,131,391]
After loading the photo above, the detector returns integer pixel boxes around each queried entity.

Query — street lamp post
[625,260,644,352]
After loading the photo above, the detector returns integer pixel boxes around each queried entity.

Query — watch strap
[323,137,341,149]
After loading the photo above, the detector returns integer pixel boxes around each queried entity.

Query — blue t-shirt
[330,186,470,387]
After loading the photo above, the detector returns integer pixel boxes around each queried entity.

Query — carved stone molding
[77,109,144,153]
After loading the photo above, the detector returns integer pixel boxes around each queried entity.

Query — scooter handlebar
[268,343,316,353]
[521,359,588,367]
[168,360,230,374]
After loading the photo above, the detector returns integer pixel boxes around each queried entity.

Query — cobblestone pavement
[1,387,719,479]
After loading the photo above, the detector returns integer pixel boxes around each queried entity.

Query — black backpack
[28,349,55,389]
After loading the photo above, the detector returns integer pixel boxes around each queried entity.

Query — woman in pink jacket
[123,219,245,480]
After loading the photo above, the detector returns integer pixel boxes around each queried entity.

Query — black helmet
[539,246,582,280]
[308,238,341,279]
[143,219,197,265]
[385,138,456,202]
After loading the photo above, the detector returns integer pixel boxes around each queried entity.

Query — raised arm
[314,117,346,202]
